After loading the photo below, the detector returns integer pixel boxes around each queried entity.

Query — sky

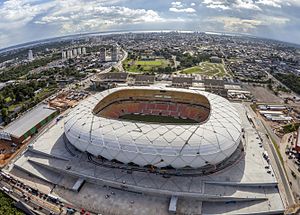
[0,0,300,49]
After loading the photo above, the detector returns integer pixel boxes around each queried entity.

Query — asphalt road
[245,103,295,207]
[0,179,59,215]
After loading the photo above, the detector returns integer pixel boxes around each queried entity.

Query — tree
[1,108,8,118]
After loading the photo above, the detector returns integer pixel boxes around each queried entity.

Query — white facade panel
[64,86,242,169]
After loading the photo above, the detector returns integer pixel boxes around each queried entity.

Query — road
[115,49,128,72]
[245,103,295,207]
[280,133,300,200]
[0,179,60,215]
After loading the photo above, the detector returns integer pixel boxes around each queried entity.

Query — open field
[123,59,170,73]
[243,85,283,103]
[180,62,229,77]
[120,114,197,124]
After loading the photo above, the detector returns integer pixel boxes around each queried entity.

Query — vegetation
[120,114,197,124]
[123,59,171,73]
[0,80,57,124]
[274,73,300,94]
[282,123,300,134]
[180,62,228,77]
[0,191,24,215]
[0,55,60,82]
[272,136,284,165]
[175,52,210,69]
[27,67,87,80]
[0,41,71,63]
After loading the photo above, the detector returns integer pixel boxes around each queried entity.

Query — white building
[61,51,67,60]
[77,47,82,55]
[64,86,241,169]
[67,50,73,59]
[82,47,87,55]
[99,47,106,62]
[28,50,34,61]
[72,48,77,57]
[111,45,119,62]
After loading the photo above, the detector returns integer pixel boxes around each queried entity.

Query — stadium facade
[64,87,242,169]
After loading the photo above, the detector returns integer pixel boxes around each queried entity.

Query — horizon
[0,29,299,53]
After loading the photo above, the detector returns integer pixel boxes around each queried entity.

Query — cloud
[257,0,300,8]
[202,0,261,10]
[202,0,300,10]
[34,0,164,34]
[171,1,183,8]
[256,0,282,8]
[234,0,261,10]
[169,1,196,13]
[0,0,298,48]
[0,0,54,29]
[169,7,196,13]
[206,15,290,32]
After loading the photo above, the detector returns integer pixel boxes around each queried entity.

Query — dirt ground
[243,85,283,103]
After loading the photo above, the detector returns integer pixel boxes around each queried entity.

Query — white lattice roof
[64,86,241,168]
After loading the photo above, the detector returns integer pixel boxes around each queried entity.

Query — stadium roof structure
[64,86,242,169]
[4,104,57,139]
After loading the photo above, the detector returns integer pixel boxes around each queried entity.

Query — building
[61,51,67,60]
[67,50,73,59]
[72,48,78,57]
[210,56,222,63]
[296,127,300,152]
[77,47,82,55]
[171,76,193,88]
[111,45,119,62]
[82,47,87,55]
[64,86,240,168]
[3,104,58,144]
[28,50,34,61]
[133,75,155,86]
[203,79,228,98]
[99,47,106,62]
[91,72,128,90]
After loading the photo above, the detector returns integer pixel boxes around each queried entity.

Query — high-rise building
[82,47,86,55]
[111,45,119,62]
[77,47,82,55]
[99,47,106,62]
[67,50,73,59]
[73,49,77,57]
[62,51,67,60]
[28,49,34,61]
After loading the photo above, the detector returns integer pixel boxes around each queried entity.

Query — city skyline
[0,0,300,49]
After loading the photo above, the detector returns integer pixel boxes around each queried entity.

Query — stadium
[64,86,242,169]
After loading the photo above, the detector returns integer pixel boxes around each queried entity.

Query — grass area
[270,136,284,165]
[8,104,21,112]
[250,103,258,112]
[135,60,164,66]
[180,62,228,77]
[120,114,197,124]
[35,88,57,100]
[123,59,170,73]
[0,191,24,215]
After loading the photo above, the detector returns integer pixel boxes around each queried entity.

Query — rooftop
[4,104,57,138]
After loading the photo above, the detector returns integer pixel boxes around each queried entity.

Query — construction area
[48,90,89,111]
[253,104,300,138]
